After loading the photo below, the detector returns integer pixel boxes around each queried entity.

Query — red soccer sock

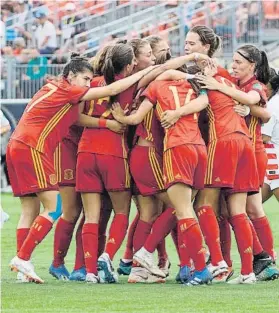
[157,239,168,261]
[177,225,191,267]
[82,223,98,274]
[196,206,223,265]
[178,218,205,271]
[249,221,264,255]
[123,213,139,260]
[16,228,30,253]
[18,215,53,261]
[105,213,129,260]
[230,214,253,275]
[133,219,152,253]
[144,207,176,253]
[252,216,275,259]
[74,216,85,271]
[171,225,180,258]
[218,216,232,267]
[52,217,76,267]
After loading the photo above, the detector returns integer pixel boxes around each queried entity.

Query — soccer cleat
[49,263,70,280]
[179,265,192,284]
[117,259,132,276]
[98,252,118,283]
[175,267,181,283]
[10,256,44,284]
[133,248,166,278]
[86,273,100,283]
[207,260,228,278]
[227,272,256,284]
[16,272,32,283]
[128,266,166,284]
[185,267,213,286]
[69,267,87,281]
[256,264,279,281]
[253,251,273,276]
[158,258,171,277]
[213,266,234,283]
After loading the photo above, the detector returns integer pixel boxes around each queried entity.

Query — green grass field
[1,194,279,313]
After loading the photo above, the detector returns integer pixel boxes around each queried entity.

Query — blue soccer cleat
[256,264,279,281]
[175,267,181,283]
[117,259,132,276]
[180,265,192,284]
[185,267,213,286]
[98,253,118,283]
[49,263,70,280]
[69,267,87,281]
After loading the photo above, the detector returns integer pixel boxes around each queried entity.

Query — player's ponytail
[62,52,93,78]
[237,45,270,84]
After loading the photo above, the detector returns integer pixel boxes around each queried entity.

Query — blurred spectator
[50,48,68,65]
[236,3,248,40]
[34,10,57,55]
[12,37,26,55]
[0,15,6,48]
[61,2,85,43]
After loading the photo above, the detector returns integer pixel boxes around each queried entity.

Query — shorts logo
[175,174,181,179]
[49,174,58,185]
[64,169,74,181]
[215,177,221,182]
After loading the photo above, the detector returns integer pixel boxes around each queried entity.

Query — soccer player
[198,45,277,279]
[162,66,260,284]
[112,67,215,285]
[8,53,156,283]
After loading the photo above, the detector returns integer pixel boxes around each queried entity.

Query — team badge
[64,169,74,180]
[252,83,262,91]
[49,174,58,185]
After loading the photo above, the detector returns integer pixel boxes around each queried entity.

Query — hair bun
[70,52,81,59]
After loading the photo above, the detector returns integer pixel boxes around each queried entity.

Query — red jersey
[240,76,267,152]
[11,79,89,154]
[217,66,233,82]
[78,75,138,158]
[207,76,250,142]
[143,80,205,151]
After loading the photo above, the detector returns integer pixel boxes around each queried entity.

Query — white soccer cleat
[86,273,100,283]
[16,272,32,283]
[133,248,166,278]
[158,258,171,277]
[10,256,44,284]
[207,260,228,278]
[227,272,256,285]
[128,267,166,284]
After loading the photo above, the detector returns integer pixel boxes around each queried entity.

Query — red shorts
[163,144,207,190]
[6,140,58,197]
[76,152,131,193]
[54,139,77,187]
[130,145,165,196]
[255,150,268,187]
[205,133,259,194]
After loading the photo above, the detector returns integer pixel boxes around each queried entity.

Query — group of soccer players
[7,24,279,286]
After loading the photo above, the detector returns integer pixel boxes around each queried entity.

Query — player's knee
[48,194,62,221]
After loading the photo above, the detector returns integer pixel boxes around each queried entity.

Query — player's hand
[196,75,219,90]
[161,110,180,129]
[107,120,126,134]
[234,104,250,117]
[203,60,218,77]
[111,102,128,123]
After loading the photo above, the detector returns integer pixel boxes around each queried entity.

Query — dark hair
[190,25,221,57]
[129,38,150,58]
[62,52,93,78]
[236,45,270,84]
[103,43,134,85]
[91,45,112,77]
[269,71,279,98]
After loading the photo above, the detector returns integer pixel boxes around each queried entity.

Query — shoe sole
[10,265,44,284]
[49,269,69,281]
[133,255,166,278]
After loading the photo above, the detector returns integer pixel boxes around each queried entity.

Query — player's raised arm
[111,98,153,125]
[81,65,157,101]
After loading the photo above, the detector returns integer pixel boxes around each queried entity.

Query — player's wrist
[98,118,107,128]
